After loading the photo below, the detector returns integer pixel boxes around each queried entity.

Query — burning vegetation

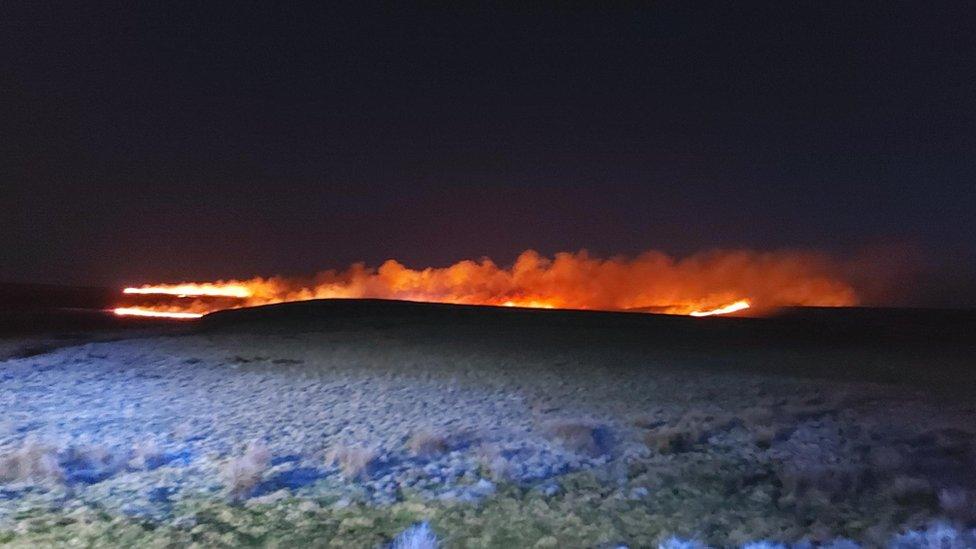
[114,249,858,319]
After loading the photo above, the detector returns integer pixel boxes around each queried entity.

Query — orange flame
[114,249,858,319]
[123,284,251,298]
[501,300,556,309]
[113,307,204,319]
[688,299,751,317]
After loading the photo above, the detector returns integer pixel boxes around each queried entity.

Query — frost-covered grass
[392,521,439,549]
[0,486,958,549]
[889,521,976,548]
[2,304,975,546]
[0,452,959,548]
[0,473,750,547]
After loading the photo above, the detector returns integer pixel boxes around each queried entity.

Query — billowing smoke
[117,248,859,318]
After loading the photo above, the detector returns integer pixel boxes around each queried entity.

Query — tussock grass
[129,438,165,470]
[644,426,695,454]
[542,420,609,457]
[221,440,271,500]
[327,445,379,480]
[474,443,514,482]
[632,413,666,430]
[643,411,731,454]
[407,429,449,459]
[0,437,62,484]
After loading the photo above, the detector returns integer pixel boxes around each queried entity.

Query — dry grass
[221,440,271,500]
[474,443,514,482]
[172,421,194,441]
[748,424,780,448]
[406,429,449,458]
[643,411,730,454]
[326,445,379,480]
[631,407,666,430]
[737,406,792,449]
[643,425,695,454]
[0,437,63,484]
[543,420,607,457]
[129,438,164,470]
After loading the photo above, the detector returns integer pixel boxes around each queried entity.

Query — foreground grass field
[1,300,975,547]
[0,460,945,548]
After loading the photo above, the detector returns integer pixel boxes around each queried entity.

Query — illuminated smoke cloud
[116,248,859,318]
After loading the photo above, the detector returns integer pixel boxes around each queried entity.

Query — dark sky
[2,5,974,304]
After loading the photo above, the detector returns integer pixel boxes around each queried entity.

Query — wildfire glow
[123,284,251,298]
[502,300,556,309]
[113,249,859,319]
[113,307,204,319]
[688,299,751,317]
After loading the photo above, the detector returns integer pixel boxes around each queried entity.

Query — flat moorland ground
[1,300,975,547]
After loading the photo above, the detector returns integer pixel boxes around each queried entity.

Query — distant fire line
[110,249,857,320]
[113,293,752,320]
[123,285,251,298]
[113,307,204,319]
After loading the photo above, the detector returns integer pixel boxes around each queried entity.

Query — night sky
[3,5,974,306]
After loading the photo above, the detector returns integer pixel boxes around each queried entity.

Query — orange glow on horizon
[112,249,857,319]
